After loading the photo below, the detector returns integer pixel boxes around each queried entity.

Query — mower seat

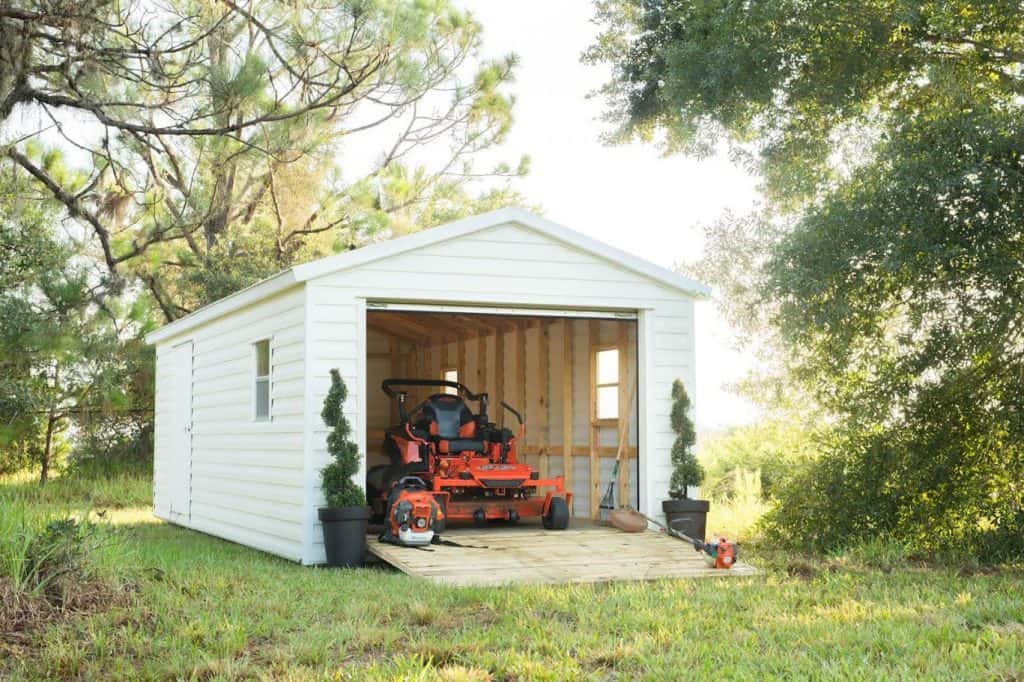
[421,394,485,454]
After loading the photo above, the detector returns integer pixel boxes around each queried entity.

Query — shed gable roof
[146,208,708,345]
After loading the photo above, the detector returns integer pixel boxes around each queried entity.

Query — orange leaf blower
[379,476,445,547]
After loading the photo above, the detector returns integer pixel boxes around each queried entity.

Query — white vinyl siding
[150,213,699,566]
[305,221,695,563]
[152,286,306,562]
[152,344,178,518]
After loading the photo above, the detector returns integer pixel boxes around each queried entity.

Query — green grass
[3,474,1023,680]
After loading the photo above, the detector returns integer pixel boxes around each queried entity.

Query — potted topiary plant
[662,379,709,541]
[318,369,369,567]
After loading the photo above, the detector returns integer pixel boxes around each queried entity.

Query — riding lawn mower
[369,379,573,535]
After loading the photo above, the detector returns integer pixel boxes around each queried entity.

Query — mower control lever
[499,401,524,426]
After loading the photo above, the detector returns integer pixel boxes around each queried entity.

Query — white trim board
[367,301,639,320]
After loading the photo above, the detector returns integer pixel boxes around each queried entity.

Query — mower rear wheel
[543,497,570,530]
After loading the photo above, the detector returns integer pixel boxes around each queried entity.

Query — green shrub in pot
[318,369,368,567]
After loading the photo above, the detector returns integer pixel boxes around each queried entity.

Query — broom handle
[613,373,639,466]
[600,372,638,514]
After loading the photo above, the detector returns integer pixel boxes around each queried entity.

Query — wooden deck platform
[367,522,756,586]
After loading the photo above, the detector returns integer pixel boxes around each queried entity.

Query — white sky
[457,0,762,429]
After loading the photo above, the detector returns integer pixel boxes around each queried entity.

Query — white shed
[145,208,708,565]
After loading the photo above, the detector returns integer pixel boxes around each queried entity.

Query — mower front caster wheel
[543,497,570,530]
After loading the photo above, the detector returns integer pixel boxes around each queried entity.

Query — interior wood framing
[365,311,638,518]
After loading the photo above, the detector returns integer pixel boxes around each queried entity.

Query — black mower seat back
[421,394,477,439]
[418,393,486,454]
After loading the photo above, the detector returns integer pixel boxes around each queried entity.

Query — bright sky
[457,1,762,429]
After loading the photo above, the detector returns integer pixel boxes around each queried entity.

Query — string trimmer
[637,511,737,569]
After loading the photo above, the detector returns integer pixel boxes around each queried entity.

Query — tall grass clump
[705,468,770,541]
[1,486,133,645]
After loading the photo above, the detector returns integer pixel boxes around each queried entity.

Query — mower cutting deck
[371,379,572,529]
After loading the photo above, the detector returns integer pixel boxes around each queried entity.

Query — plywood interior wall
[365,312,639,517]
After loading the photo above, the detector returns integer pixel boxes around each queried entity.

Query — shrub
[319,370,366,509]
[668,379,704,499]
[67,413,153,478]
[762,418,1024,563]
[23,518,93,600]
[0,495,132,645]
[0,502,108,601]
[699,419,819,500]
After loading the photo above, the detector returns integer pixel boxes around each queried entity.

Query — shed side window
[595,348,619,420]
[254,339,271,421]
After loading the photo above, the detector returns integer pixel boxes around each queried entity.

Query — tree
[0,170,147,483]
[668,379,703,499]
[320,370,364,509]
[1,1,527,484]
[3,1,525,317]
[588,2,1024,557]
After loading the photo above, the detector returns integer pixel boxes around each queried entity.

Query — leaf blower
[379,476,445,547]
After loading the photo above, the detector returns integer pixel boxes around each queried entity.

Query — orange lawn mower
[371,379,572,530]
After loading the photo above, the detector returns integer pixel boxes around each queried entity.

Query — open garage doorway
[364,306,639,521]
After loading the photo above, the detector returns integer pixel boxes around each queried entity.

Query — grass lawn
[2,474,1023,680]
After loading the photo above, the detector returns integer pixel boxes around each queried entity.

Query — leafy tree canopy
[589,1,1024,556]
[3,0,527,317]
[0,171,150,482]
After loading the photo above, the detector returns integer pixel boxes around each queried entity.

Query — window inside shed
[596,348,619,419]
[254,339,271,421]
[442,368,459,394]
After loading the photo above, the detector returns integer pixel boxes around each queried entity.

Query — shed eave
[144,270,299,345]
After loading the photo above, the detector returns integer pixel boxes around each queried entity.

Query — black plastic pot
[318,506,370,567]
[662,498,710,542]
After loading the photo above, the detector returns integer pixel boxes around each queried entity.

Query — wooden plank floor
[368,521,756,586]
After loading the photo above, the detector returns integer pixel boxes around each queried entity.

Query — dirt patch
[786,559,818,579]
[1,576,134,658]
[988,622,1024,637]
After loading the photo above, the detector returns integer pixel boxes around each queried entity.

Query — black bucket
[318,506,370,567]
[662,498,710,542]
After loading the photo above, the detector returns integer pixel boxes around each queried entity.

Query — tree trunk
[0,17,31,123]
[40,410,56,485]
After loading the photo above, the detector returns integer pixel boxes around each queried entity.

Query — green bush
[67,413,153,478]
[668,379,704,499]
[699,419,819,500]
[319,370,366,509]
[762,417,1024,563]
